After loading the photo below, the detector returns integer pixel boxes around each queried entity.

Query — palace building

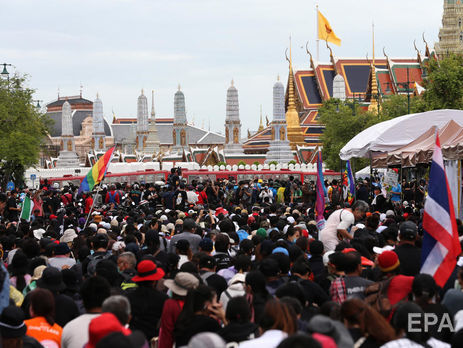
[43,1,454,167]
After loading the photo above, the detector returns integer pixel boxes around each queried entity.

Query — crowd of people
[0,168,461,348]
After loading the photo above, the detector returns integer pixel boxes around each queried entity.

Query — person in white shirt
[319,200,369,252]
[186,186,199,206]
[48,243,76,270]
[61,277,111,348]
[259,186,274,204]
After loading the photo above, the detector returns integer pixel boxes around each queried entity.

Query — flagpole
[316,4,319,62]
[84,184,102,228]
[83,148,114,228]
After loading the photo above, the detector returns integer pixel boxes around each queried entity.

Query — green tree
[0,75,50,189]
[423,54,463,109]
[319,99,371,171]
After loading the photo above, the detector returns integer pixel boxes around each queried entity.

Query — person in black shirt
[394,221,422,277]
[174,184,188,211]
[199,255,227,298]
[6,191,20,222]
[127,259,168,340]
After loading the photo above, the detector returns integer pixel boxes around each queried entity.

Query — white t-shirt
[61,313,100,348]
[319,209,355,252]
[186,191,198,205]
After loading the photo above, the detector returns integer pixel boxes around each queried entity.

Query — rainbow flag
[78,146,115,193]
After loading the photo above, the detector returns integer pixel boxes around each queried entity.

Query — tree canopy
[0,75,50,189]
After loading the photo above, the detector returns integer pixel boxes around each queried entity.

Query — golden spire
[141,88,144,95]
[277,74,280,81]
[231,79,234,87]
[258,105,264,132]
[96,92,99,99]
[368,22,380,114]
[112,109,116,123]
[178,84,181,91]
[285,36,305,149]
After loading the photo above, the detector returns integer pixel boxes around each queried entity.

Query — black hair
[80,276,111,311]
[245,270,268,295]
[275,284,306,307]
[175,285,215,337]
[342,251,361,273]
[225,296,251,323]
[182,218,197,232]
[276,334,322,348]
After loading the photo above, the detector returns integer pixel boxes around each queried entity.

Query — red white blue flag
[421,134,461,287]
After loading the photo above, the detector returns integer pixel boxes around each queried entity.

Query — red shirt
[84,196,93,214]
[158,299,184,348]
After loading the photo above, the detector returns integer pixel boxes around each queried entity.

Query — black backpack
[86,252,112,276]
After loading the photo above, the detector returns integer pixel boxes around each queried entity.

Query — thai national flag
[421,134,461,288]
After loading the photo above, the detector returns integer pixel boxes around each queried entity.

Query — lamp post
[34,100,43,109]
[1,63,12,82]
[385,67,413,115]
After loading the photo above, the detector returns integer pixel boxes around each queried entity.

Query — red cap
[49,215,57,220]
[377,250,400,272]
[85,313,131,348]
[342,248,374,267]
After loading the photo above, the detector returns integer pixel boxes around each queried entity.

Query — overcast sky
[2,0,443,134]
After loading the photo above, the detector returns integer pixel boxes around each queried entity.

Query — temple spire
[258,105,264,132]
[368,23,380,113]
[285,37,305,149]
[151,90,155,118]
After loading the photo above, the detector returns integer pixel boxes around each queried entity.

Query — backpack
[108,191,119,205]
[86,252,112,276]
[331,186,342,206]
[364,278,393,317]
[214,253,232,271]
[200,271,215,283]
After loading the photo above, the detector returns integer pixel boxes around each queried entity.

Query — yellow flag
[318,10,341,46]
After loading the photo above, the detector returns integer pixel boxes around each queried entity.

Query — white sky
[2,0,443,133]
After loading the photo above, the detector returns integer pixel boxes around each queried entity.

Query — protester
[0,174,459,347]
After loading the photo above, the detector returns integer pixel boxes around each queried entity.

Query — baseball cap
[399,221,417,240]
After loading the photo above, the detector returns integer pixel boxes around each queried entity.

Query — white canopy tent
[339,109,463,160]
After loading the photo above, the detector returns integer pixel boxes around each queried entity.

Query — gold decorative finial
[178,84,181,91]
[277,74,280,81]
[112,109,116,123]
[258,105,264,132]
[368,22,380,114]
[285,36,305,149]
[96,92,99,99]
[231,79,234,87]
[141,88,144,95]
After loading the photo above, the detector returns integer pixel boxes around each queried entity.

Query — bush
[217,161,227,167]
[269,161,278,166]
[288,160,297,165]
[237,161,246,166]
